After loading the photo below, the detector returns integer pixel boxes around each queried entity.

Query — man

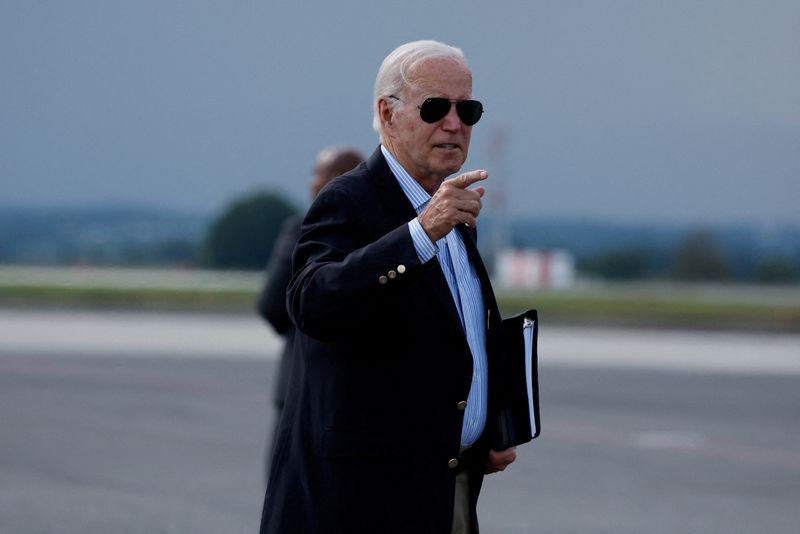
[260,40,516,534]
[257,146,364,478]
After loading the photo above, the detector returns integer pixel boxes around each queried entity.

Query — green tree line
[579,229,798,283]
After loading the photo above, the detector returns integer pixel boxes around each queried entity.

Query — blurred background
[1,1,799,533]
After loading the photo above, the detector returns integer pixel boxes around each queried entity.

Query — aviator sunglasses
[389,96,484,126]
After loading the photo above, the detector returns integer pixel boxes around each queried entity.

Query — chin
[440,161,465,178]
[433,155,466,175]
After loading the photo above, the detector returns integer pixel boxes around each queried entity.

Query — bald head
[310,146,364,198]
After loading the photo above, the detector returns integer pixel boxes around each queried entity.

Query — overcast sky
[2,0,798,226]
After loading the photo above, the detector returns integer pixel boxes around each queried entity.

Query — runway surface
[1,308,799,533]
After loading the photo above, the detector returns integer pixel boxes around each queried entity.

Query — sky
[2,0,799,226]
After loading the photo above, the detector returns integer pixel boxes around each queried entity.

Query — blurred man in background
[256,146,364,479]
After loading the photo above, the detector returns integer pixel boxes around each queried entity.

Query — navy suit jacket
[260,147,508,534]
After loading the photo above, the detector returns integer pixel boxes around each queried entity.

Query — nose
[440,104,462,132]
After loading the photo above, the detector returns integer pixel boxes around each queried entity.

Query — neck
[381,141,443,196]
[417,176,442,196]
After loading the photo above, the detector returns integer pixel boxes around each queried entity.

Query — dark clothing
[259,148,507,534]
[257,215,302,409]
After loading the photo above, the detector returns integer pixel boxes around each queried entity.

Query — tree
[672,230,731,281]
[202,191,297,269]
[754,256,796,284]
[579,248,651,280]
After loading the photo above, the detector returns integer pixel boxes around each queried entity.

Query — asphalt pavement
[1,309,799,533]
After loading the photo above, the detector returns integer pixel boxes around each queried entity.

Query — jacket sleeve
[287,186,421,341]
[256,217,299,335]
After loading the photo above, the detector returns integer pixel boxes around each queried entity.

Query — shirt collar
[380,145,430,212]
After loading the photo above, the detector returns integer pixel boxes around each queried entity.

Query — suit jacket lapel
[457,224,488,289]
[365,148,417,226]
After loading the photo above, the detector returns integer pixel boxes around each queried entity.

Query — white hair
[372,40,467,133]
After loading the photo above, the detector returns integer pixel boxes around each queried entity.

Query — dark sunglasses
[419,97,484,126]
[390,96,484,126]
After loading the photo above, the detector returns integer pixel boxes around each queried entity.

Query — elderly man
[260,40,516,534]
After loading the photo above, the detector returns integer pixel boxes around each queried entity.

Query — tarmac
[1,308,799,533]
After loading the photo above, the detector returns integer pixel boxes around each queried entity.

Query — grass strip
[498,292,800,332]
[0,285,257,312]
[1,284,798,332]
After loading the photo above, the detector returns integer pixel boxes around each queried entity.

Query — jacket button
[397,264,406,274]
[378,275,388,285]
[457,401,467,411]
[388,270,397,279]
[448,458,459,469]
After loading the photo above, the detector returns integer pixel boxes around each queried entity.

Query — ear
[378,98,397,135]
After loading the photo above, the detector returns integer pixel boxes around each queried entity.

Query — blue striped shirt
[381,146,487,447]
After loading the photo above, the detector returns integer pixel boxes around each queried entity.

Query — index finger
[447,169,488,189]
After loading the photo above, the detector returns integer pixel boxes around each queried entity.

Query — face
[310,159,333,199]
[379,58,474,192]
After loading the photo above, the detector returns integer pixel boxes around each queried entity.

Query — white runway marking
[1,308,798,373]
[540,325,800,375]
[0,309,280,359]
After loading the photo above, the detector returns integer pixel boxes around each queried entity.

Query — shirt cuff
[408,218,438,263]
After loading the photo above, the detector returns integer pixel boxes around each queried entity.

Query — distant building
[496,248,575,289]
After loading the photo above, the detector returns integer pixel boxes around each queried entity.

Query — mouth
[434,143,461,151]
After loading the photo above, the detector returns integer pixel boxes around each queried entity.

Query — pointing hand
[418,170,488,242]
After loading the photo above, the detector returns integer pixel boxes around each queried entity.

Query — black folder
[493,309,541,450]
